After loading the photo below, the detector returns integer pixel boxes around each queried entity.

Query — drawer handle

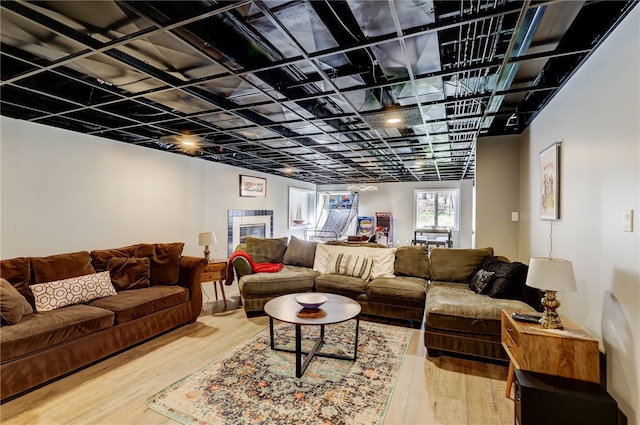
[506,327,514,334]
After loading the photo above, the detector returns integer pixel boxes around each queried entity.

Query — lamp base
[203,245,211,262]
[540,290,564,329]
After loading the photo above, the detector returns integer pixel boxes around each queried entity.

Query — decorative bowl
[295,294,328,309]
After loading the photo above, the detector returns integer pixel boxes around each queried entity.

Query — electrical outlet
[624,209,633,232]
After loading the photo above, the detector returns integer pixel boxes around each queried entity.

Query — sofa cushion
[134,243,184,285]
[314,244,396,279]
[90,244,140,272]
[426,281,534,335]
[282,236,317,268]
[0,257,32,308]
[0,304,114,363]
[107,257,151,291]
[238,265,318,296]
[429,247,493,282]
[30,271,118,312]
[245,237,288,263]
[314,273,369,297]
[394,245,430,279]
[367,276,427,308]
[0,278,34,325]
[31,251,96,284]
[88,285,188,324]
[329,253,373,281]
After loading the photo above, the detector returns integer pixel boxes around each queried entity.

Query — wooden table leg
[505,361,514,398]
[217,280,226,307]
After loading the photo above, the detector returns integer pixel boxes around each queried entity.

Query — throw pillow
[313,244,396,279]
[90,244,140,272]
[330,253,373,281]
[468,269,496,294]
[106,257,151,291]
[0,278,34,325]
[31,251,96,284]
[134,243,184,285]
[282,236,317,268]
[30,271,117,312]
[487,261,529,298]
[0,257,34,309]
[245,237,288,263]
[394,245,430,279]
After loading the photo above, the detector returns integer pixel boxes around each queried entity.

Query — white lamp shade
[526,257,577,292]
[198,230,217,246]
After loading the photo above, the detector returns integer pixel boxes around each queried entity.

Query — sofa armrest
[178,256,207,323]
[231,256,253,280]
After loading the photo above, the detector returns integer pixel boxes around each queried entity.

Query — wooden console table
[201,260,227,307]
[501,309,600,397]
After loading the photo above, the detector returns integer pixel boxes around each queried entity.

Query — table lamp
[525,257,577,329]
[198,230,217,262]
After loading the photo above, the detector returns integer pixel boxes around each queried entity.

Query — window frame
[414,188,460,231]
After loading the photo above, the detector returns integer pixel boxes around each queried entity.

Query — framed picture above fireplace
[239,175,266,198]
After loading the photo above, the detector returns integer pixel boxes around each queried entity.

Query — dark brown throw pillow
[0,257,33,309]
[469,269,496,294]
[0,278,34,325]
[31,251,95,284]
[134,243,184,285]
[282,236,317,268]
[245,237,288,263]
[107,257,151,291]
[90,244,140,272]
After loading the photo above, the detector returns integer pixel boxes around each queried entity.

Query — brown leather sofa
[0,243,206,401]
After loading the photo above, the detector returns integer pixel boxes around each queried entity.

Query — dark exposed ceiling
[1,1,636,184]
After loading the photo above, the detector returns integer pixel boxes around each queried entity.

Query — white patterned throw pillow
[330,253,374,281]
[30,271,118,312]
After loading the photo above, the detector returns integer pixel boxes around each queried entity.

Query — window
[415,189,459,230]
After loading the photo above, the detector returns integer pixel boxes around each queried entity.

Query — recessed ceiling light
[386,117,401,124]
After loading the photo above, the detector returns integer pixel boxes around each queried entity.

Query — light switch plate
[624,209,633,232]
[511,212,519,222]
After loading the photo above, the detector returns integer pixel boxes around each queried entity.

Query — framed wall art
[239,175,267,198]
[539,142,560,220]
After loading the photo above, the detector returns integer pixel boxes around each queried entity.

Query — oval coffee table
[264,293,361,378]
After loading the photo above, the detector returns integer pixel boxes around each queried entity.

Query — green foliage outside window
[416,190,458,229]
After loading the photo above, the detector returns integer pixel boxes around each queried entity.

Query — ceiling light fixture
[347,185,378,191]
[386,117,401,124]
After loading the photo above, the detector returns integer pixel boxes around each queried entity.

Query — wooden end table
[201,260,227,307]
[501,309,600,398]
[264,293,361,378]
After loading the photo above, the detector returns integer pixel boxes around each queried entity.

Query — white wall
[0,116,314,259]
[476,135,521,260]
[519,7,639,424]
[318,179,474,248]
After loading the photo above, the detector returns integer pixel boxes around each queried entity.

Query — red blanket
[226,251,283,285]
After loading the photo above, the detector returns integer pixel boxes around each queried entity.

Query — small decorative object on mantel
[239,175,267,197]
[293,203,305,225]
[525,257,577,329]
[198,230,217,262]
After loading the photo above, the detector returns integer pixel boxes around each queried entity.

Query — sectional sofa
[0,243,206,401]
[231,236,542,363]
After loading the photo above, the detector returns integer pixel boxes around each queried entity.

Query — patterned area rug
[147,320,413,425]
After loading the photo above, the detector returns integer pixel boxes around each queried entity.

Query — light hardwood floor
[1,282,514,425]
